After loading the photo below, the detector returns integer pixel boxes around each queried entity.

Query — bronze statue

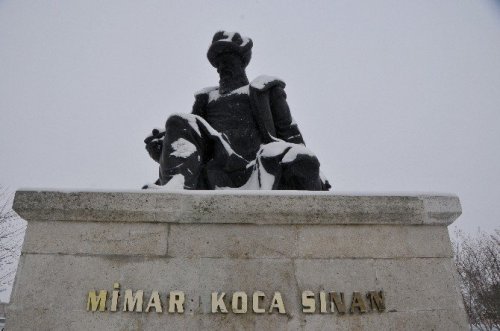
[144,31,330,190]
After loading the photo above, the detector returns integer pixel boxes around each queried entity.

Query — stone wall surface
[7,191,468,331]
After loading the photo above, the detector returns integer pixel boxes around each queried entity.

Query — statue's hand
[144,129,165,163]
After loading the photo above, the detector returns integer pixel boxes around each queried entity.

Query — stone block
[168,224,299,258]
[297,224,453,258]
[7,191,468,330]
[23,221,168,256]
[294,258,465,312]
[13,191,462,225]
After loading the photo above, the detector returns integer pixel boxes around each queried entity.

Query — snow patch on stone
[208,85,249,103]
[239,169,260,190]
[282,145,315,163]
[170,138,196,158]
[257,163,275,189]
[241,37,250,47]
[194,86,218,96]
[220,31,236,42]
[30,188,462,198]
[164,174,185,189]
[259,141,292,158]
[144,174,186,190]
[218,31,250,47]
[250,75,283,90]
[208,90,220,103]
[238,161,275,190]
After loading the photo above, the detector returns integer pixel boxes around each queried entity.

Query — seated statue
[144,31,330,191]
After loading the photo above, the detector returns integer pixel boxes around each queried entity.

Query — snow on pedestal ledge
[12,190,462,226]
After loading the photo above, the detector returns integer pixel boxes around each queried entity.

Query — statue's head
[207,31,253,70]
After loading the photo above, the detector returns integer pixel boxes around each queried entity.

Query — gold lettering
[350,292,367,313]
[367,291,385,312]
[145,291,163,313]
[123,289,144,312]
[302,290,315,313]
[319,291,328,313]
[232,292,247,313]
[268,292,286,314]
[211,292,228,313]
[168,291,185,313]
[252,291,265,313]
[110,283,120,312]
[87,290,107,312]
[330,292,346,314]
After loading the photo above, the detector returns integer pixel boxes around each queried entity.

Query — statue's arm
[191,88,212,117]
[269,86,306,145]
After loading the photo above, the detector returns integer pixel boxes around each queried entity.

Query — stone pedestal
[7,191,468,330]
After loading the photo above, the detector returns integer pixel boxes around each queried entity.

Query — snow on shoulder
[194,86,218,97]
[207,84,249,103]
[250,75,285,90]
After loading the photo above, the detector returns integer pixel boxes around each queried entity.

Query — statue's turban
[207,31,253,68]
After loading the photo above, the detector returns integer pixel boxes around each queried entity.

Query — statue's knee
[284,145,318,162]
[166,113,199,130]
[258,141,294,159]
[298,154,320,169]
[166,115,186,129]
[283,147,320,172]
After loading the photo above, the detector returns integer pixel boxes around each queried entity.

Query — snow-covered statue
[144,31,330,190]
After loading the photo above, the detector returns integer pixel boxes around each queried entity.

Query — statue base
[7,191,468,330]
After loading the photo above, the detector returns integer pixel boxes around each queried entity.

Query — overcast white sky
[1,1,500,234]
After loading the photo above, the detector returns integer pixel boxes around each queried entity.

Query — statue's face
[216,53,245,80]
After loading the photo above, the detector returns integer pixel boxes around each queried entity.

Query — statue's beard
[219,68,249,94]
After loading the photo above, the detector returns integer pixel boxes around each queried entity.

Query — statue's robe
[148,75,330,190]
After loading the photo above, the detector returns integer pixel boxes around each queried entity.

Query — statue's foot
[142,183,162,190]
[142,174,186,190]
[142,178,162,190]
